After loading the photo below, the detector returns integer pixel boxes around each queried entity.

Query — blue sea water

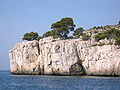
[0,70,120,90]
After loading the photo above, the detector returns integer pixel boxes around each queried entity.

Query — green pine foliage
[22,18,120,45]
[73,27,84,37]
[22,32,39,41]
[50,17,75,38]
[36,36,43,41]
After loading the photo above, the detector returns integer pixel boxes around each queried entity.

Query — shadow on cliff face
[69,43,86,75]
[69,62,86,75]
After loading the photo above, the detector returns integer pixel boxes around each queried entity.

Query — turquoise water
[0,70,120,90]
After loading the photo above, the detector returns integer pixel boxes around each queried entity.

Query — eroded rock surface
[9,40,40,74]
[9,37,120,76]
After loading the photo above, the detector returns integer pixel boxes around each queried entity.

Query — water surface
[0,70,120,90]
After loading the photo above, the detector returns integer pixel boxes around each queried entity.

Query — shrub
[43,30,62,38]
[94,33,107,41]
[82,33,90,41]
[73,27,84,36]
[36,36,43,41]
[115,37,120,45]
[93,26,97,29]
[118,21,120,25]
[22,32,39,41]
[94,28,120,42]
[94,31,98,33]
[43,31,52,38]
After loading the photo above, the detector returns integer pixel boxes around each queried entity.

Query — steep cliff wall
[9,37,120,76]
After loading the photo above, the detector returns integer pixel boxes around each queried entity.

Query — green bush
[73,27,84,36]
[94,28,120,42]
[103,29,120,39]
[36,36,43,41]
[115,37,120,45]
[43,31,52,37]
[82,33,90,41]
[94,31,98,33]
[22,32,39,41]
[94,33,107,41]
[43,30,62,38]
[93,26,97,29]
[118,21,120,25]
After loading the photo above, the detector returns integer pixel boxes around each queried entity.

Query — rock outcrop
[9,37,120,76]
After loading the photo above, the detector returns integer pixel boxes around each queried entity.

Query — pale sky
[0,0,120,70]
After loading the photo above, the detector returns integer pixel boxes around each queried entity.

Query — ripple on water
[0,71,120,90]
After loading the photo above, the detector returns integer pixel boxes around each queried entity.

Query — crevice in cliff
[69,43,86,75]
[37,42,40,55]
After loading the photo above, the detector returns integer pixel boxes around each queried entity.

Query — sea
[0,70,120,90]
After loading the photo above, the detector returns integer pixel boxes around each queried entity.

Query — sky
[0,0,120,70]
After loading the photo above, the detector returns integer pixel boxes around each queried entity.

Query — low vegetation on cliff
[94,28,120,45]
[22,17,120,45]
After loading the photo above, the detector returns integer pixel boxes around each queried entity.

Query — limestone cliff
[9,36,120,76]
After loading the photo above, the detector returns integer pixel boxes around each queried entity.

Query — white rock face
[9,40,40,74]
[9,37,120,75]
[80,45,120,75]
